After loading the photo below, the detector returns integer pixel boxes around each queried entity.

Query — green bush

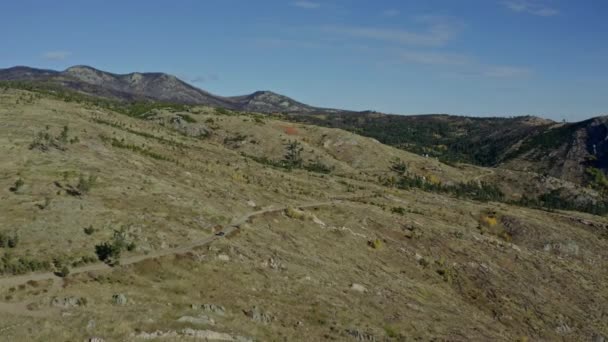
[283,140,303,169]
[94,228,134,266]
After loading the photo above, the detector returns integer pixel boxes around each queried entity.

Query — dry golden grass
[0,88,606,341]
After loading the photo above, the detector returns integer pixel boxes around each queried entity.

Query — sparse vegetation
[283,140,303,169]
[0,232,19,249]
[100,135,179,164]
[29,125,76,152]
[83,225,95,235]
[391,207,406,215]
[76,174,97,194]
[367,238,383,249]
[9,178,24,193]
[55,265,70,278]
[94,228,135,266]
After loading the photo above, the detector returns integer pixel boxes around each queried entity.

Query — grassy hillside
[0,88,607,341]
[282,112,553,165]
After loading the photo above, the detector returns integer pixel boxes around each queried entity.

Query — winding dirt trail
[0,197,359,317]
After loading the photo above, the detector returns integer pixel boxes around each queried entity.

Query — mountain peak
[0,65,343,114]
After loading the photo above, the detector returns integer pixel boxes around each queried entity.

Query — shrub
[9,178,24,192]
[368,239,383,249]
[283,140,303,169]
[76,174,97,194]
[83,226,95,235]
[391,207,406,215]
[94,228,134,266]
[59,125,69,144]
[0,232,19,248]
[95,242,121,265]
[215,107,232,115]
[303,159,332,174]
[390,158,408,174]
[36,196,52,210]
[285,207,308,220]
[479,215,498,227]
[56,265,70,278]
[177,114,197,123]
[29,126,73,152]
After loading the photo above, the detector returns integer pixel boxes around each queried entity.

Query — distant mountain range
[0,65,347,114]
[1,65,607,187]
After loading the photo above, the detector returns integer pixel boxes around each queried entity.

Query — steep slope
[286,112,608,187]
[285,112,555,166]
[502,116,608,184]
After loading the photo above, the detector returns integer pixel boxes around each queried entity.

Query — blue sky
[1,0,607,121]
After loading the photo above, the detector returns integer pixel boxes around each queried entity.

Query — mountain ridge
[0,65,345,114]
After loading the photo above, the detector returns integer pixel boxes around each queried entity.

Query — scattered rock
[51,296,86,308]
[345,328,376,341]
[555,322,572,335]
[266,256,286,270]
[86,319,96,330]
[134,329,251,341]
[593,333,606,342]
[350,283,367,293]
[112,294,128,305]
[177,315,215,326]
[544,241,580,256]
[244,306,274,324]
[192,303,227,316]
[85,338,105,342]
[217,254,230,262]
[247,200,256,207]
[415,253,429,267]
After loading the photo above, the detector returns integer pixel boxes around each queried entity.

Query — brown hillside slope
[0,88,607,341]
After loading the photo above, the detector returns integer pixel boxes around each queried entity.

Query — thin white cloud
[42,51,71,61]
[382,9,400,17]
[483,65,532,78]
[293,1,320,9]
[325,16,464,47]
[397,50,531,78]
[503,0,559,16]
[400,51,471,65]
[325,24,458,47]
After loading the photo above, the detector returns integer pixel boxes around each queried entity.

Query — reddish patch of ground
[283,126,299,135]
